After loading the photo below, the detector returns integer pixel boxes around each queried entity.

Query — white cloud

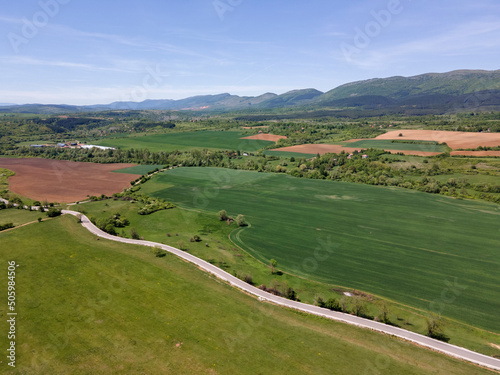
[43,24,228,64]
[0,55,135,73]
[338,19,500,70]
[0,15,23,24]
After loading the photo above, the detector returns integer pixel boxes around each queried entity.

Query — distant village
[30,142,115,150]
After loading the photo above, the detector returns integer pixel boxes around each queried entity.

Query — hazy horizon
[2,0,500,105]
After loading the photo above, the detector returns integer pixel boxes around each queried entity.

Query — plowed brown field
[269,130,500,156]
[0,158,140,203]
[376,130,500,149]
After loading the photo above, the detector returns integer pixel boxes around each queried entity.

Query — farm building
[80,144,116,150]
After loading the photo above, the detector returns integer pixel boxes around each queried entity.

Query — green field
[344,139,448,153]
[264,150,317,159]
[95,130,274,152]
[112,164,165,175]
[0,208,44,227]
[0,217,489,374]
[140,167,500,334]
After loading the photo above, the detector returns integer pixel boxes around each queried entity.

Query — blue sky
[1,0,500,105]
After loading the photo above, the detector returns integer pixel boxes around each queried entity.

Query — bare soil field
[376,130,500,149]
[271,130,500,156]
[450,151,500,157]
[270,144,441,156]
[241,134,287,142]
[0,158,140,203]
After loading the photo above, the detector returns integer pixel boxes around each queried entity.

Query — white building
[80,145,116,150]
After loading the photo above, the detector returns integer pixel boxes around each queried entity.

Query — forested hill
[2,69,500,115]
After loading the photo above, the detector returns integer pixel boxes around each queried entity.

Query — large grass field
[0,208,44,227]
[95,130,274,152]
[112,164,165,175]
[1,217,491,374]
[344,139,448,152]
[140,167,500,335]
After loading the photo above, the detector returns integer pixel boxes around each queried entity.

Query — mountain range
[2,69,500,115]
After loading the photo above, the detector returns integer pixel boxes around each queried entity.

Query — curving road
[62,209,500,372]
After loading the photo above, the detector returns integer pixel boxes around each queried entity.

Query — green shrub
[325,298,341,311]
[46,208,62,217]
[130,228,140,239]
[0,222,14,231]
[218,210,228,221]
[137,198,175,215]
[152,246,166,257]
[236,214,246,227]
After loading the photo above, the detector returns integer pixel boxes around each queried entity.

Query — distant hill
[257,89,324,108]
[0,104,82,114]
[320,70,500,102]
[2,69,500,115]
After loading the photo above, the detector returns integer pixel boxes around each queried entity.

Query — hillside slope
[0,215,494,374]
[2,69,500,114]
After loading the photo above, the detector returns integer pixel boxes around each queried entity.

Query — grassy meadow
[1,216,492,374]
[95,130,274,152]
[112,164,165,175]
[0,208,45,227]
[138,167,500,335]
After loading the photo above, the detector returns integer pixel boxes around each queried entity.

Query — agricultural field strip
[61,209,500,372]
[142,168,500,337]
[343,139,447,152]
[96,130,275,152]
[232,216,474,261]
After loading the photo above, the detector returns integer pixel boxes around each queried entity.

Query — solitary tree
[325,298,341,311]
[46,208,62,218]
[314,296,325,308]
[218,210,228,221]
[152,246,166,257]
[340,296,349,313]
[130,227,140,239]
[379,302,390,324]
[270,259,278,274]
[426,314,448,341]
[352,296,366,317]
[236,214,246,226]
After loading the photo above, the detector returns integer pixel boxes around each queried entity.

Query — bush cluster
[0,222,14,231]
